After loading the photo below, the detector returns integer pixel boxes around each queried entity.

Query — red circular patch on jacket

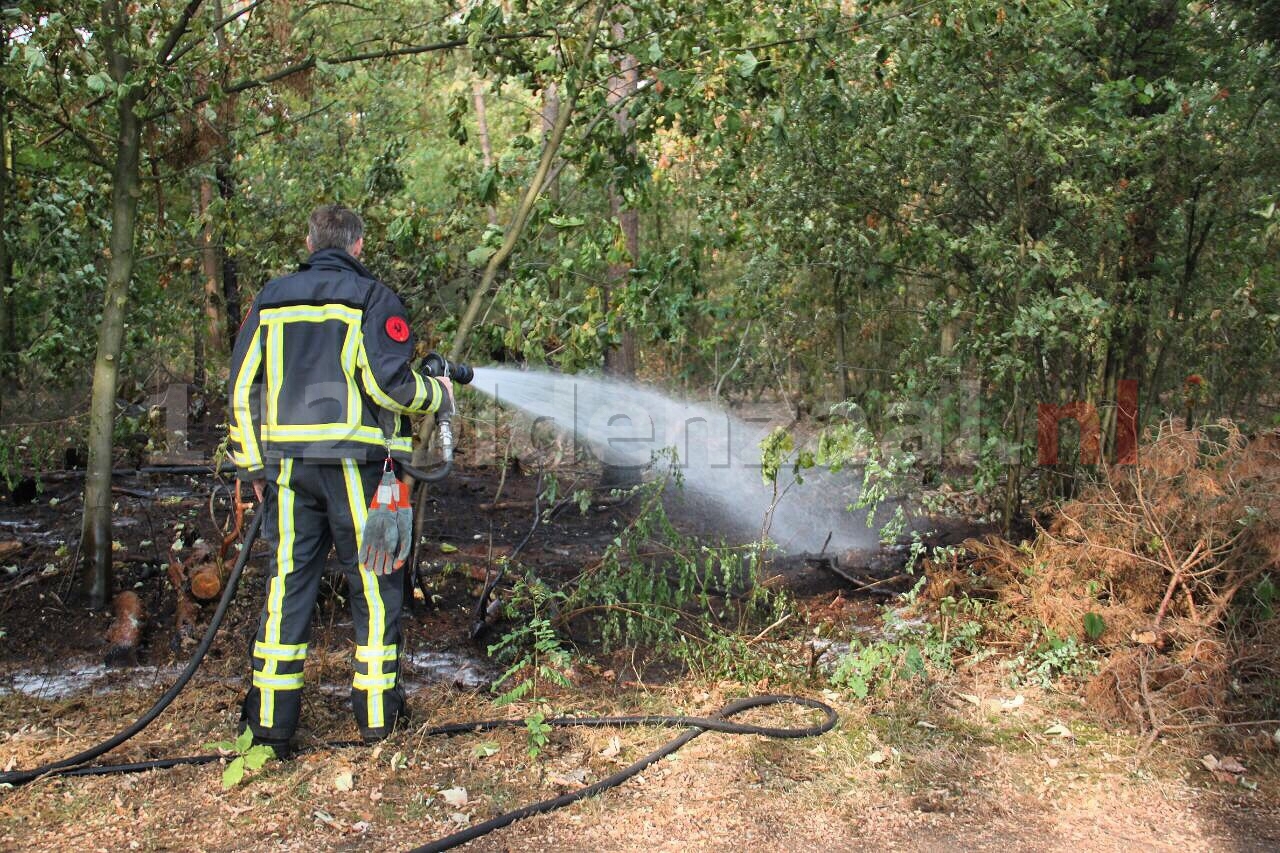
[385,316,410,343]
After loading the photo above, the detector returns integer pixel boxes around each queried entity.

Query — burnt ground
[1,436,1278,851]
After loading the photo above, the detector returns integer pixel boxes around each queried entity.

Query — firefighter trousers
[241,458,406,745]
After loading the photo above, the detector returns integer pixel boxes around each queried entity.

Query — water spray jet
[464,366,877,555]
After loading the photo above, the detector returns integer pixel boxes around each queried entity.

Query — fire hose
[0,356,839,851]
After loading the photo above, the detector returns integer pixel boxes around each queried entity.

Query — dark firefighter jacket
[227,247,444,479]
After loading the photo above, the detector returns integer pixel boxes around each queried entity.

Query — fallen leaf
[916,721,937,730]
[548,769,590,788]
[601,736,622,758]
[1001,694,1025,711]
[1043,723,1074,739]
[333,770,354,792]
[1218,756,1246,774]
[959,693,982,706]
[867,750,887,765]
[450,812,470,825]
[440,787,468,807]
[471,741,500,759]
[1131,630,1158,645]
[1201,754,1221,772]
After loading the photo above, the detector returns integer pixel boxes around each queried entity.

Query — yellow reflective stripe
[259,459,294,730]
[422,375,442,415]
[263,423,372,440]
[265,320,285,430]
[253,672,304,689]
[358,364,405,412]
[341,459,368,553]
[265,460,295,649]
[261,423,397,441]
[341,460,387,728]
[259,423,412,454]
[410,371,427,410]
[355,646,397,662]
[259,304,363,324]
[231,326,264,470]
[356,339,441,417]
[341,318,361,428]
[254,642,308,661]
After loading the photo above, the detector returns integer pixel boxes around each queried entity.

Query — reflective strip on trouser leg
[341,459,397,731]
[246,461,332,741]
[257,459,297,729]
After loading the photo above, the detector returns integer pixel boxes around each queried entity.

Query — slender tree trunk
[0,45,14,384]
[218,159,242,349]
[834,272,850,401]
[198,177,225,372]
[603,19,638,377]
[81,1,143,610]
[472,80,498,227]
[541,82,561,205]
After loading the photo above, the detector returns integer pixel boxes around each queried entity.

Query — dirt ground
[2,436,1279,851]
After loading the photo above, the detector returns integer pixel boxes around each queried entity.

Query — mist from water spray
[465,366,876,555]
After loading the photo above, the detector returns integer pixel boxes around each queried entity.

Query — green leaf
[86,72,112,95]
[242,746,274,770]
[466,245,496,267]
[548,215,586,228]
[1083,612,1105,641]
[234,728,255,752]
[439,542,458,553]
[471,741,500,758]
[23,44,46,75]
[736,51,759,78]
[222,757,246,789]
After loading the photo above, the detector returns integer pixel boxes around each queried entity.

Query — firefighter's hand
[436,375,455,409]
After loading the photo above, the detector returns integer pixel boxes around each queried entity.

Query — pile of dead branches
[952,421,1280,732]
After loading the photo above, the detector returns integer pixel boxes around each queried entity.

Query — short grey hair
[308,204,364,252]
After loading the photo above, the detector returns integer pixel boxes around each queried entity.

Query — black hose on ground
[406,694,838,853]
[0,509,264,787]
[0,499,840,853]
[6,694,837,852]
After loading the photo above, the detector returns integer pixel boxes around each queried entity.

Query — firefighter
[227,204,452,753]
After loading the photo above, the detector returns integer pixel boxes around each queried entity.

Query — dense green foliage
[3,0,1277,490]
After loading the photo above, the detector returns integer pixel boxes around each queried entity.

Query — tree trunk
[472,80,498,227]
[834,271,850,401]
[81,1,143,610]
[603,19,638,377]
[198,177,225,371]
[218,159,242,349]
[0,48,14,384]
[541,82,561,205]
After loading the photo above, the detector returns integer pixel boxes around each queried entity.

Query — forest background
[1,0,1278,600]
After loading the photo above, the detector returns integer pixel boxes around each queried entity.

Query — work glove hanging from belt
[359,470,412,575]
